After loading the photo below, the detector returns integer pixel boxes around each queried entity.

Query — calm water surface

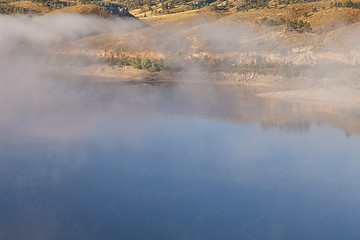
[1,81,360,240]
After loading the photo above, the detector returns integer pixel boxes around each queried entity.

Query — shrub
[141,58,152,70]
[130,57,142,69]
[117,55,130,67]
[121,57,170,71]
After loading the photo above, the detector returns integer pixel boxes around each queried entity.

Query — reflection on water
[1,79,360,240]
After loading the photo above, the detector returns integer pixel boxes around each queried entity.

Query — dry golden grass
[132,0,360,36]
[8,1,51,13]
[7,0,360,59]
[139,9,210,26]
[54,4,111,18]
[7,1,112,17]
[7,0,360,34]
[308,8,360,29]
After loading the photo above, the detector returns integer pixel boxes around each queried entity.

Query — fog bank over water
[0,15,360,141]
[2,16,357,144]
[1,13,360,138]
[1,14,360,240]
[0,14,142,132]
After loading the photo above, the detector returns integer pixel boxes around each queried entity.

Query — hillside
[2,0,360,30]
[2,0,360,88]
[1,0,134,17]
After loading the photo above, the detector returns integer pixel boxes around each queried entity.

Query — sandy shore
[258,87,360,107]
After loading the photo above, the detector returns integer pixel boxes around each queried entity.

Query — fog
[1,13,360,240]
[0,14,257,137]
[1,13,360,140]
[0,14,144,136]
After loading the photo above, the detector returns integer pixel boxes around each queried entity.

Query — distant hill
[2,0,360,34]
[0,0,135,18]
[3,0,360,88]
[128,0,360,34]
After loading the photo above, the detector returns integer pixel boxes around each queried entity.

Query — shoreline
[257,87,360,107]
[49,64,360,107]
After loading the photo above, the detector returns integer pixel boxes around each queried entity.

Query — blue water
[1,83,360,240]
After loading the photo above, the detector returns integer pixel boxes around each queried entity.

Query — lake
[1,79,360,240]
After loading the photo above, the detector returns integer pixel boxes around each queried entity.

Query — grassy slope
[5,0,360,87]
[53,4,112,17]
[5,1,112,17]
[59,1,360,62]
[5,0,360,36]
[7,1,51,13]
